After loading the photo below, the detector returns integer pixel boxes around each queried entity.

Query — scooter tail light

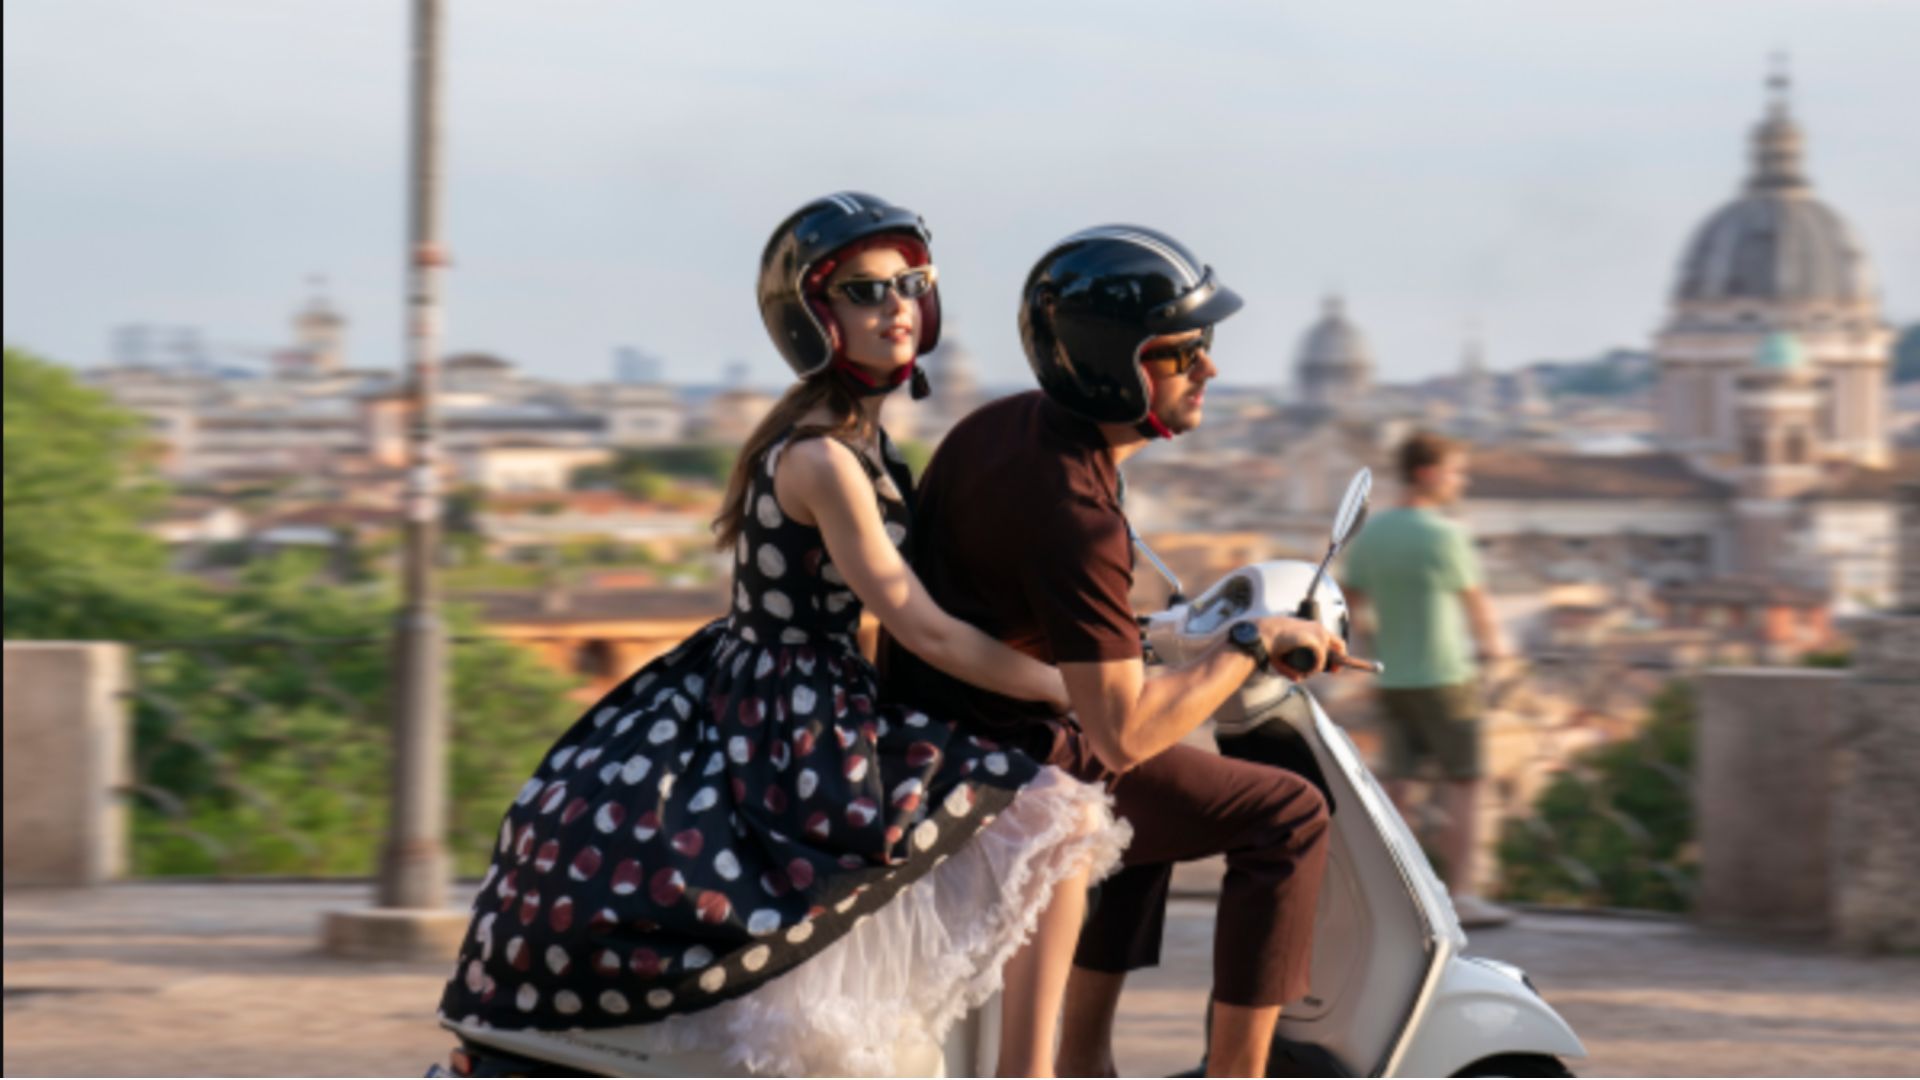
[448,1047,474,1076]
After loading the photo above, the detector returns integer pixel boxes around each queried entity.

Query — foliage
[894,438,934,481]
[1496,680,1697,911]
[3,348,211,639]
[1801,648,1852,669]
[129,551,584,877]
[0,349,587,876]
[1542,352,1655,398]
[1893,323,1920,385]
[576,443,737,496]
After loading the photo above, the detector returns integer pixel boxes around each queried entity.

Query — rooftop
[1467,449,1735,501]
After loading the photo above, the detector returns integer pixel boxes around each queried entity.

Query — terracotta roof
[456,587,728,625]
[1658,577,1827,608]
[1466,450,1733,501]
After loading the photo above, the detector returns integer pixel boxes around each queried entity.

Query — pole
[378,0,449,910]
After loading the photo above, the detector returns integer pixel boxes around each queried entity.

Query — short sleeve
[1440,521,1483,592]
[1016,495,1142,664]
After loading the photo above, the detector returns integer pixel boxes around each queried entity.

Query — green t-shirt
[1340,507,1482,690]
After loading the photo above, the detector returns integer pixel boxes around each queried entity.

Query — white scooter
[1131,468,1584,1077]
[433,470,1583,1078]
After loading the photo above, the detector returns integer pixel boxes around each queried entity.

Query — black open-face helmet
[1019,225,1243,424]
[758,191,942,379]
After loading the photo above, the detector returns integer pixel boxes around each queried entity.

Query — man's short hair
[1397,430,1459,484]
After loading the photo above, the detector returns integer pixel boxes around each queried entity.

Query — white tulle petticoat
[494,764,1130,1076]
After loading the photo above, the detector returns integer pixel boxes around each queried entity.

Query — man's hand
[1254,616,1347,680]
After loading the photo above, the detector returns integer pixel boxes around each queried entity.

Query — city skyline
[5,0,1918,388]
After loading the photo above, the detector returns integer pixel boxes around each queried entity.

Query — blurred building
[1140,65,1911,630]
[1653,65,1894,472]
[1293,296,1375,417]
[88,290,711,485]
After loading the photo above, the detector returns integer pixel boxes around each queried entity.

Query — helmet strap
[1134,370,1174,439]
[833,358,928,400]
[1136,413,1174,440]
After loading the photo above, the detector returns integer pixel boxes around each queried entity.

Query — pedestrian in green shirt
[1343,431,1512,927]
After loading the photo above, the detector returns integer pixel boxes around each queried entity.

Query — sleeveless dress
[437,428,1130,1075]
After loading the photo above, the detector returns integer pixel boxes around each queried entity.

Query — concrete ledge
[322,907,469,962]
[3,641,130,888]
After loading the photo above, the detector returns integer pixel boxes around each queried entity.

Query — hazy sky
[5,0,1917,389]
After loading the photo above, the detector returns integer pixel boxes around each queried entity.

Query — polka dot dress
[438,429,1042,1033]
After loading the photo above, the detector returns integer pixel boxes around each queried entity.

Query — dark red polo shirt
[881,390,1140,747]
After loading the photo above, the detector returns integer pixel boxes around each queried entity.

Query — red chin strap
[1136,370,1174,439]
[834,357,929,400]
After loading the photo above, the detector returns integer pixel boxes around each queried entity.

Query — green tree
[1496,680,1697,911]
[3,348,209,640]
[894,438,934,481]
[131,551,584,876]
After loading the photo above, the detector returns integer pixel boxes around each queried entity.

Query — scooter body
[1141,558,1585,1077]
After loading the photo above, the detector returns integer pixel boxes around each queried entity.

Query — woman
[437,192,1128,1077]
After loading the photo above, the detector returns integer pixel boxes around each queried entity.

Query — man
[884,226,1346,1077]
[1341,430,1512,927]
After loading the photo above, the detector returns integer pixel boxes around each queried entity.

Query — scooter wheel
[1454,1053,1574,1077]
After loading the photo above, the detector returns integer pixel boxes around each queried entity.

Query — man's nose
[1193,348,1219,381]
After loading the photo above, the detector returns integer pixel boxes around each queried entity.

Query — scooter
[433,469,1584,1078]
[1133,468,1584,1077]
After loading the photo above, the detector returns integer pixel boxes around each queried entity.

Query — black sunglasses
[833,266,938,307]
[1138,327,1215,374]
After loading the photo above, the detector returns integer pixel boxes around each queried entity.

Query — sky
[5,0,1918,390]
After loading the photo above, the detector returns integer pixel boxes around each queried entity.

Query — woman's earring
[910,365,931,401]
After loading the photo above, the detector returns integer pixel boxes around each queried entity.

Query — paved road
[5,883,1917,1076]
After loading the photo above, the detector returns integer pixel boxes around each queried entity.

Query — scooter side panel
[1390,957,1586,1077]
[1267,693,1435,1074]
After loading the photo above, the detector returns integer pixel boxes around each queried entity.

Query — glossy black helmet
[758,191,942,378]
[1019,225,1243,424]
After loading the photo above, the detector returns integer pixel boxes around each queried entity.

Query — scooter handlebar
[1278,647,1384,677]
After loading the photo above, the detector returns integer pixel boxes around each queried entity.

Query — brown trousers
[1031,723,1331,1007]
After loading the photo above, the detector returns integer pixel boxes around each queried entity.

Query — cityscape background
[5,2,1918,1076]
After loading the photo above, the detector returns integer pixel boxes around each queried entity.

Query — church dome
[1296,295,1373,375]
[1672,69,1878,307]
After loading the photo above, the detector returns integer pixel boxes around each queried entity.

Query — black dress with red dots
[437,428,1128,1075]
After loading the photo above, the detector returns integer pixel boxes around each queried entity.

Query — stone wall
[1829,480,1920,951]
[1898,481,1920,612]
[3,642,130,887]
[1696,668,1845,932]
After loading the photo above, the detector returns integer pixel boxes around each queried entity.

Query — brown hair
[712,374,868,551]
[1397,430,1459,484]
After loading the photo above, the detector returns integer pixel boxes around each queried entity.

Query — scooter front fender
[1390,955,1585,1077]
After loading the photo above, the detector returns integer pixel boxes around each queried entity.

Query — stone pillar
[1830,482,1920,951]
[1696,668,1844,931]
[2,642,131,887]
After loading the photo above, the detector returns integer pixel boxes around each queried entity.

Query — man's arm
[1459,585,1509,661]
[1344,587,1372,646]
[1062,617,1343,774]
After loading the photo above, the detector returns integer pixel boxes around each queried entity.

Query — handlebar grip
[1279,646,1321,675]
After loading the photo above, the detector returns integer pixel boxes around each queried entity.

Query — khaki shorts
[1377,682,1483,781]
